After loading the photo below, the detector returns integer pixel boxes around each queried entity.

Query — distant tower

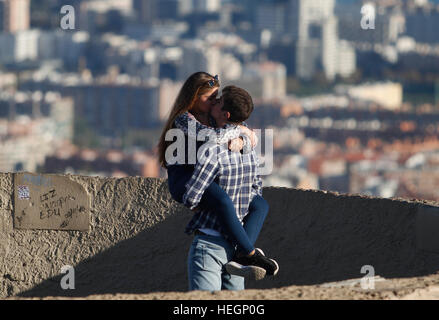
[193,0,220,13]
[133,0,157,24]
[289,0,335,41]
[0,0,30,33]
[288,0,351,81]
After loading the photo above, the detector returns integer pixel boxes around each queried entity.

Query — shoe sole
[269,258,279,276]
[225,262,267,281]
[255,248,279,277]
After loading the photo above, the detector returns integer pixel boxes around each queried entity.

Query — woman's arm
[174,112,258,151]
[251,150,263,198]
[238,124,258,148]
[174,111,241,145]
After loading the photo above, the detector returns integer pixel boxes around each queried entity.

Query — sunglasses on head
[207,75,219,87]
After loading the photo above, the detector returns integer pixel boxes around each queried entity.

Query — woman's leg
[167,165,194,203]
[242,195,269,246]
[167,165,255,255]
[199,182,255,255]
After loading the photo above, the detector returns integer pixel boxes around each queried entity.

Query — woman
[157,72,270,274]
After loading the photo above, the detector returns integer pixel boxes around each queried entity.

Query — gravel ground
[8,272,439,300]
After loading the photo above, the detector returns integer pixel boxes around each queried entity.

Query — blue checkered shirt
[182,141,263,236]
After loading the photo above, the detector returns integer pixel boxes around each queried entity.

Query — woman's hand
[228,137,244,152]
[229,137,244,152]
[238,125,258,148]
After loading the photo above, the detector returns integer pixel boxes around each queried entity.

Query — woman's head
[157,72,220,168]
[174,72,220,114]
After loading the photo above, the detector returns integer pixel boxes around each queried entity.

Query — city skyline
[1,0,439,202]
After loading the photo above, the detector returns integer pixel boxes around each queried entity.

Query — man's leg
[222,237,245,290]
[221,271,245,291]
[188,236,224,291]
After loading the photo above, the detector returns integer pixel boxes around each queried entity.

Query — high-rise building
[193,0,220,13]
[255,2,286,37]
[337,40,356,78]
[288,0,355,81]
[321,16,338,81]
[295,39,321,80]
[0,30,41,64]
[133,0,157,24]
[336,2,405,45]
[0,1,4,31]
[237,61,287,101]
[133,0,192,22]
[289,0,336,41]
[405,7,439,44]
[0,0,30,33]
[178,0,193,16]
[179,41,221,80]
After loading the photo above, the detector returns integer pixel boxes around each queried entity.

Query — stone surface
[1,173,439,298]
[416,204,439,254]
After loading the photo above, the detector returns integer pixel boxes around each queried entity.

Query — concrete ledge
[1,172,439,298]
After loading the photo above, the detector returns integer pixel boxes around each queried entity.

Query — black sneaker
[225,262,267,281]
[227,250,279,277]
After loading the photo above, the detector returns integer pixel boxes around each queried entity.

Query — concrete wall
[1,172,439,298]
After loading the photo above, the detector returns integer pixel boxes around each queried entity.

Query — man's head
[211,85,254,126]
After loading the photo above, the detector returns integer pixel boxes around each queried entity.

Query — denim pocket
[191,241,207,271]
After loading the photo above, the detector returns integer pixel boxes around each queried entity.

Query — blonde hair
[157,72,219,168]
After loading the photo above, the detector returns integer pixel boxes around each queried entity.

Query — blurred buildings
[0,29,89,66]
[335,82,403,110]
[350,150,439,201]
[20,70,161,136]
[43,145,159,178]
[263,77,439,201]
[0,91,73,172]
[0,0,439,201]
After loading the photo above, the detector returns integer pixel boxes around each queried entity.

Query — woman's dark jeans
[167,165,268,255]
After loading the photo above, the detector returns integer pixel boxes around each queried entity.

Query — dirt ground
[8,272,439,300]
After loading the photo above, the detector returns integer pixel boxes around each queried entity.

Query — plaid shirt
[182,140,263,236]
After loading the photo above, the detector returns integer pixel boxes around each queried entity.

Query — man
[182,86,278,291]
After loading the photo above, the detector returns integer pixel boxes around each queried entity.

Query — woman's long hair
[157,72,219,168]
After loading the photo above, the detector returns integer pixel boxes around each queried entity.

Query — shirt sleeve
[241,134,253,155]
[174,112,241,145]
[182,145,221,210]
[251,151,263,198]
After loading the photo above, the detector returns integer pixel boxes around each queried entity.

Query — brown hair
[157,72,219,168]
[221,85,254,124]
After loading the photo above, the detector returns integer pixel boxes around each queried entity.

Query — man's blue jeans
[188,234,244,291]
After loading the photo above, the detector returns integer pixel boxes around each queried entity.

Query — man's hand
[191,205,201,213]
